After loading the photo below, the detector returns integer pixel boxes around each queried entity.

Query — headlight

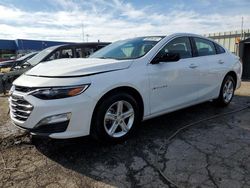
[30,84,90,100]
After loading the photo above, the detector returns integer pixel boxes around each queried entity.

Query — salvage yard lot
[0,82,250,188]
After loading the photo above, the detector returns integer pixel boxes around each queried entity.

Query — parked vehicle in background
[0,42,110,94]
[9,33,242,142]
[10,42,110,73]
[26,42,110,66]
[0,52,38,94]
[0,52,37,71]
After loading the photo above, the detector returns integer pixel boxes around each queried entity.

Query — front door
[148,37,200,115]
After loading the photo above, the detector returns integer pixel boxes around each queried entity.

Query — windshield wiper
[97,57,117,60]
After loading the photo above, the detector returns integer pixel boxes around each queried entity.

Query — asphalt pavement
[0,82,250,188]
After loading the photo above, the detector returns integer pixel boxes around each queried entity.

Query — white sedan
[9,33,242,142]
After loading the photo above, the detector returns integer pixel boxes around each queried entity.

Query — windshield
[90,36,164,60]
[27,46,59,66]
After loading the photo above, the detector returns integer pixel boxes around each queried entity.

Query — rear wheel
[91,93,140,143]
[214,75,235,106]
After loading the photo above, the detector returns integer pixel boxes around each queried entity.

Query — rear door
[191,37,225,101]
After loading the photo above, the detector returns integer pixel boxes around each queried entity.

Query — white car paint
[27,58,133,77]
[9,33,242,139]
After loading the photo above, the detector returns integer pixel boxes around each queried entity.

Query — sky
[0,0,249,42]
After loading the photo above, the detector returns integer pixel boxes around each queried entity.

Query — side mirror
[151,52,180,64]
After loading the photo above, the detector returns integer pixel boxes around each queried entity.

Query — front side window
[90,36,164,60]
[156,37,192,59]
[194,38,216,56]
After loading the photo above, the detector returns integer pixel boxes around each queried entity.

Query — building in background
[0,39,17,61]
[0,39,73,61]
[205,29,250,54]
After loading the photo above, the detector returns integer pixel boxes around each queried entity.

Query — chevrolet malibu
[9,33,242,142]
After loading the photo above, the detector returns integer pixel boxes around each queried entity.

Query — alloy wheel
[104,100,135,138]
[223,79,234,103]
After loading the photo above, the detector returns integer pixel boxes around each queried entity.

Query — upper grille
[9,95,33,122]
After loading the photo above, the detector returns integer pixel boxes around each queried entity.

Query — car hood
[25,58,133,77]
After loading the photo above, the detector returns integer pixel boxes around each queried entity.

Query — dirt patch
[0,95,9,126]
[0,95,29,149]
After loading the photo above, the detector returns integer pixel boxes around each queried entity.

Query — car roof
[167,33,213,40]
[169,33,226,47]
[41,42,111,51]
[57,42,111,48]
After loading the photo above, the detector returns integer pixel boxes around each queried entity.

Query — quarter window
[157,37,192,59]
[214,43,225,54]
[194,38,216,56]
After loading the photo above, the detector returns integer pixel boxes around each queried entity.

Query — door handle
[189,64,198,69]
[218,60,224,64]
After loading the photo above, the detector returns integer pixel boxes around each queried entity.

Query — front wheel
[214,75,235,107]
[91,93,141,143]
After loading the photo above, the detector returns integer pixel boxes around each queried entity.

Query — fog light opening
[35,113,71,128]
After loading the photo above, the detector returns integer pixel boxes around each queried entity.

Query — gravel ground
[0,82,250,188]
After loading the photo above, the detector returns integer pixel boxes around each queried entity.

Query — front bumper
[9,90,96,139]
[14,120,69,137]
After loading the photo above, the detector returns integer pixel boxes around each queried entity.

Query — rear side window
[194,38,216,56]
[158,37,192,59]
[214,43,225,54]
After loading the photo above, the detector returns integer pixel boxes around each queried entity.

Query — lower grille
[9,95,33,122]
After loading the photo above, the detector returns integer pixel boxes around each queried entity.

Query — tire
[214,75,235,107]
[91,93,141,143]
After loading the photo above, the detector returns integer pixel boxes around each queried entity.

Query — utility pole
[241,17,244,40]
[86,34,89,42]
[82,22,84,42]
